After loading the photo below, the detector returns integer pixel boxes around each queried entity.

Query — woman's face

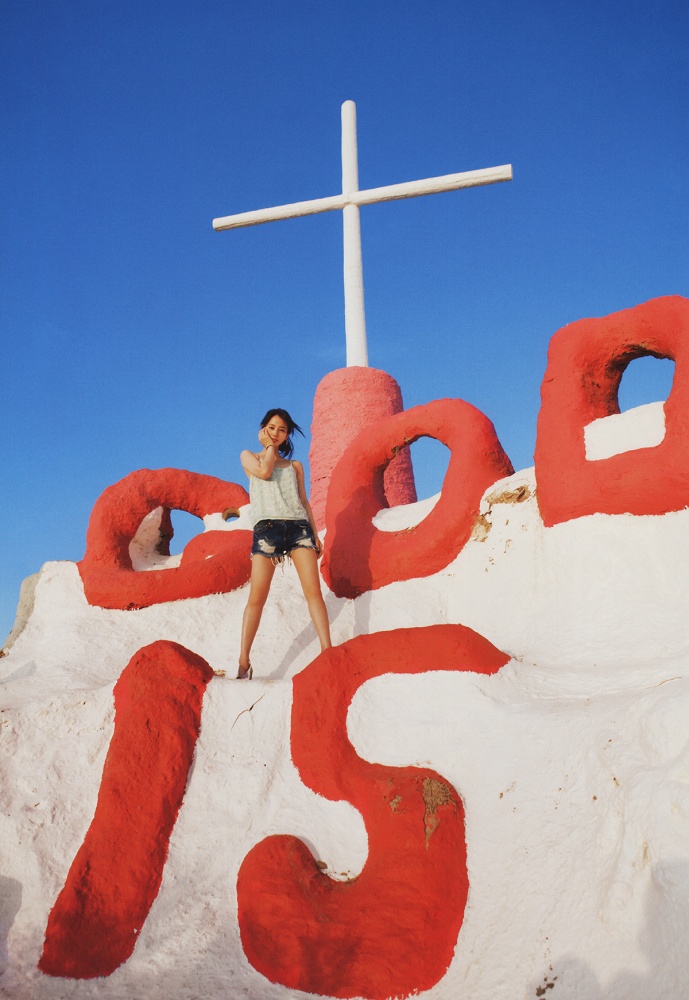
[264,416,289,449]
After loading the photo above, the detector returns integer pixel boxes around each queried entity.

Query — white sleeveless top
[249,462,308,527]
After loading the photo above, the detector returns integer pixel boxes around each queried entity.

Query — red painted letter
[535,295,689,526]
[322,399,513,598]
[237,624,509,999]
[78,468,252,609]
[39,641,213,979]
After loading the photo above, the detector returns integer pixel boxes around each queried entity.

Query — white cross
[213,101,512,368]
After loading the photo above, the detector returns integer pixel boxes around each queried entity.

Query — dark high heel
[237,662,253,680]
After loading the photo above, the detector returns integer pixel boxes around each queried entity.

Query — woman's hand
[258,427,275,451]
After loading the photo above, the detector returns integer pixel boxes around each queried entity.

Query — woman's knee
[298,568,323,601]
[303,587,326,612]
[245,591,269,613]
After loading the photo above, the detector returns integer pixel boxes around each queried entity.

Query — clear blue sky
[2,0,687,641]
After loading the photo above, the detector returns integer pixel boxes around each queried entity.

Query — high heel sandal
[237,662,253,680]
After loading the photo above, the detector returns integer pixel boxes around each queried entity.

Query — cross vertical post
[341,101,368,367]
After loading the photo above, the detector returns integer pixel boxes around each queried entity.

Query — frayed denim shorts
[251,519,317,563]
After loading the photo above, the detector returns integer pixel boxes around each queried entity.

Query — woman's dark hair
[260,408,305,458]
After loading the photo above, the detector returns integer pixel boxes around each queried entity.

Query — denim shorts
[251,519,317,562]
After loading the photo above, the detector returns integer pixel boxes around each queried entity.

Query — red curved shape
[321,399,513,598]
[535,295,689,526]
[39,640,214,979]
[237,624,509,999]
[77,468,252,609]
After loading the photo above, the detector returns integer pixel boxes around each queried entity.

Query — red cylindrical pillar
[309,367,417,528]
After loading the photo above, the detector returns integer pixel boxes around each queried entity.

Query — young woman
[237,408,332,678]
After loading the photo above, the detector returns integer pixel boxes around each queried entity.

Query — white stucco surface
[2,402,688,999]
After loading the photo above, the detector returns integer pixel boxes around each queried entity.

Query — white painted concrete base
[2,404,689,998]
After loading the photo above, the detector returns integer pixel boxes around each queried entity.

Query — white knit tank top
[249,463,308,527]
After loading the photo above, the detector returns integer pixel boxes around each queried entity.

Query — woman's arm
[241,436,278,481]
[293,461,323,556]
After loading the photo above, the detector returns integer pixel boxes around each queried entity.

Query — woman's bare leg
[291,548,332,653]
[239,556,276,673]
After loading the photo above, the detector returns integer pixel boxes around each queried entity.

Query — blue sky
[2,0,687,641]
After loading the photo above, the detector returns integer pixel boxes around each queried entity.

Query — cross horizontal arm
[213,193,347,231]
[352,163,512,207]
[212,163,512,231]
